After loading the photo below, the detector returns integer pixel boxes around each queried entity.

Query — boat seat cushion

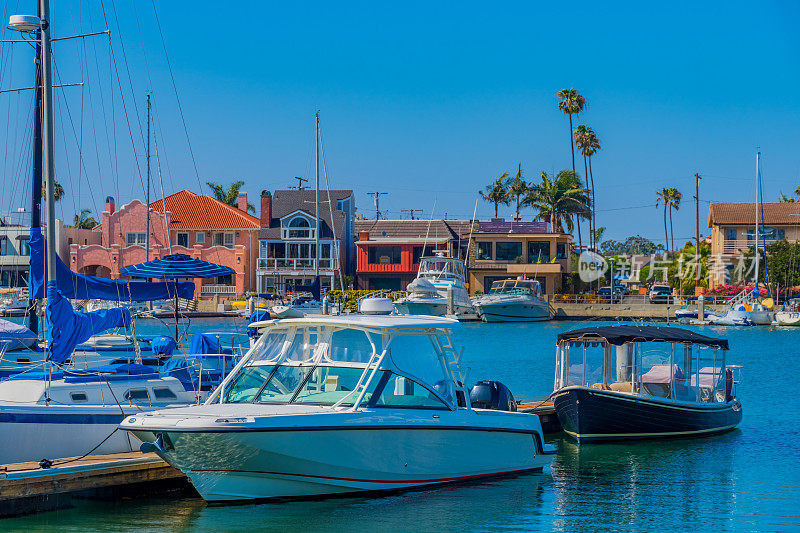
[591,382,610,390]
[609,382,632,392]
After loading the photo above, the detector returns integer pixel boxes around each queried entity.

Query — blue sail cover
[28,228,194,301]
[288,276,321,300]
[119,253,234,279]
[46,281,132,363]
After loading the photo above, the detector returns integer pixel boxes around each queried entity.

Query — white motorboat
[775,297,800,326]
[121,315,555,502]
[472,279,551,322]
[394,254,474,317]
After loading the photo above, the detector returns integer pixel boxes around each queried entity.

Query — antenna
[367,192,388,220]
[289,176,309,190]
[400,209,423,220]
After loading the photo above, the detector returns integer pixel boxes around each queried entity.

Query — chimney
[237,193,248,213]
[358,230,370,241]
[260,190,272,228]
[105,196,115,215]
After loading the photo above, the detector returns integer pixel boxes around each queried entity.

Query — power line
[400,209,423,220]
[366,192,388,220]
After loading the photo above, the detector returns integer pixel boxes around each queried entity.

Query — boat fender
[469,380,517,412]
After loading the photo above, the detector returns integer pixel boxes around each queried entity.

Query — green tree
[556,88,587,247]
[667,187,682,252]
[479,172,511,218]
[506,164,529,221]
[655,188,671,252]
[205,180,255,214]
[43,179,64,202]
[524,170,591,234]
[600,235,663,256]
[72,208,97,229]
[592,226,606,245]
[574,125,600,249]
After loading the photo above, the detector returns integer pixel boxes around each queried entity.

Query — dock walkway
[0,452,187,518]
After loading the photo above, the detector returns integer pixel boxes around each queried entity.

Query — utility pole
[145,93,151,261]
[695,173,702,284]
[400,209,422,220]
[289,176,308,190]
[367,192,388,220]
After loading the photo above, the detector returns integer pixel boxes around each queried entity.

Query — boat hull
[127,412,552,502]
[553,386,742,443]
[394,299,473,317]
[474,300,551,322]
[775,311,800,326]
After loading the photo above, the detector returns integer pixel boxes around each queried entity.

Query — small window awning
[557,325,728,349]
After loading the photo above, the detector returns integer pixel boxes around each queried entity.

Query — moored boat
[774,297,800,326]
[122,315,555,502]
[394,254,474,317]
[472,278,551,322]
[551,325,742,443]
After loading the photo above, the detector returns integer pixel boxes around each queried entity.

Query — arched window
[288,217,311,238]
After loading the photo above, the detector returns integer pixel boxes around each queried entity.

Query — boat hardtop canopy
[489,279,541,295]
[250,314,459,332]
[557,325,729,350]
[418,256,465,280]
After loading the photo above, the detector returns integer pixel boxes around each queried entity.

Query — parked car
[648,284,673,304]
[613,283,630,296]
[598,286,623,303]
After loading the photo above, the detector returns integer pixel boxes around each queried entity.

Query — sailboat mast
[315,111,320,280]
[145,93,151,261]
[27,30,43,335]
[754,151,760,297]
[40,0,56,286]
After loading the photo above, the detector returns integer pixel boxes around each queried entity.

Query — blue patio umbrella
[119,254,235,341]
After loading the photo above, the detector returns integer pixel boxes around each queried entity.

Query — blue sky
[1,0,798,246]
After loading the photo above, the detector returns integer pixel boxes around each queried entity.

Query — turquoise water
[4,318,799,531]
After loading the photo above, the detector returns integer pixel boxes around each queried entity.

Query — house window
[413,245,435,264]
[126,232,147,246]
[476,242,492,261]
[778,229,786,240]
[224,233,234,248]
[0,237,15,256]
[177,233,189,247]
[527,241,550,263]
[213,232,234,248]
[288,217,311,239]
[368,246,401,265]
[556,242,567,259]
[19,238,30,256]
[216,274,233,285]
[196,232,205,244]
[726,229,737,241]
[496,242,522,262]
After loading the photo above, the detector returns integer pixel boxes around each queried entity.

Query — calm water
[4,318,800,532]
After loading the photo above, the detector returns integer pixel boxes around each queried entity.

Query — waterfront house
[354,219,471,291]
[708,202,800,286]
[71,192,260,297]
[465,219,572,295]
[256,189,355,294]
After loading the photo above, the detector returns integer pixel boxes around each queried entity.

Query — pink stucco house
[71,191,260,297]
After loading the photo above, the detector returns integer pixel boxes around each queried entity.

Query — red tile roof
[150,189,260,230]
[708,202,800,227]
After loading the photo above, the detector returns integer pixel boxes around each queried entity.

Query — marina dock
[0,452,188,518]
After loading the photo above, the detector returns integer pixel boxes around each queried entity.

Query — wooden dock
[0,452,188,518]
[518,400,562,434]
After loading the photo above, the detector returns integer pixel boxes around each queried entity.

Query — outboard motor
[469,380,517,411]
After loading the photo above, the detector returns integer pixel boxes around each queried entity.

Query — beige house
[464,219,572,295]
[708,202,800,285]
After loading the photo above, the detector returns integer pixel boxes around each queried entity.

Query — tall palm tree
[479,172,511,218]
[556,88,587,247]
[506,164,529,221]
[43,179,64,202]
[574,125,600,250]
[524,170,591,235]
[667,187,682,252]
[655,188,671,252]
[72,208,97,229]
[205,180,255,213]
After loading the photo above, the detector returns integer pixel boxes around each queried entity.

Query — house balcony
[200,284,236,295]
[256,258,338,272]
[721,239,780,254]
[470,258,569,273]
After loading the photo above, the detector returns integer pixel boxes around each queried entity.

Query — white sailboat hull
[775,311,800,326]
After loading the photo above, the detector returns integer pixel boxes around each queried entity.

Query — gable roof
[355,220,471,243]
[708,202,800,227]
[260,189,353,239]
[149,189,260,230]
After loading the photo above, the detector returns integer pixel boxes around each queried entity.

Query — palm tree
[592,226,606,245]
[667,187,682,252]
[43,179,64,202]
[574,125,600,250]
[655,188,671,252]
[506,164,529,221]
[556,88,587,247]
[524,170,591,234]
[205,180,255,213]
[72,208,98,229]
[479,172,511,218]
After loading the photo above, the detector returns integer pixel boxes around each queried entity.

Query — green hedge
[326,290,407,312]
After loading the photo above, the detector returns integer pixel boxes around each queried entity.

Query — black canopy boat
[552,325,742,443]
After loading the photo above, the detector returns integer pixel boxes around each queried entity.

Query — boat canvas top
[557,325,729,349]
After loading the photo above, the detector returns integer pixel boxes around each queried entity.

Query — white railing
[201,285,236,295]
[257,257,338,270]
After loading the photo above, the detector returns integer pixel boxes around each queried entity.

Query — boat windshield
[221,324,455,409]
[488,280,539,296]
[556,340,734,403]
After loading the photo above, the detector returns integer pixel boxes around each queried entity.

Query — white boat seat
[324,376,340,392]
